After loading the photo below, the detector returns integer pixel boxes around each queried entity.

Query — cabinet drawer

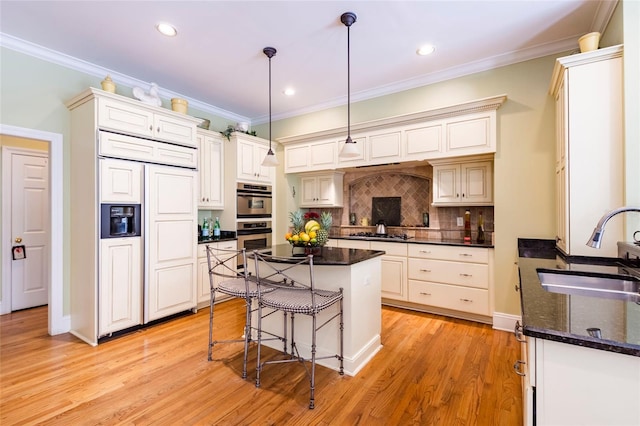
[369,241,407,256]
[408,280,489,315]
[100,131,197,168]
[408,258,488,289]
[408,243,488,263]
[198,241,237,259]
[337,239,370,250]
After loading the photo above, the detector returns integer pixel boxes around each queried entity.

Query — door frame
[0,124,66,335]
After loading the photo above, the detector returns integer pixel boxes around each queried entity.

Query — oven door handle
[237,192,272,199]
[237,229,273,236]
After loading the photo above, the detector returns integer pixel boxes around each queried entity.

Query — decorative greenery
[220,125,257,141]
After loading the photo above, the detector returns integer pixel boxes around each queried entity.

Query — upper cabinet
[279,95,506,173]
[549,45,624,258]
[299,172,344,208]
[96,95,198,148]
[197,129,224,209]
[234,134,273,184]
[430,157,493,206]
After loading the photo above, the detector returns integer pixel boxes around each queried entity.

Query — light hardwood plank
[1,301,522,425]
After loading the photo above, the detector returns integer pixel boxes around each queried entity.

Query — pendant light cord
[347,22,351,143]
[269,53,272,152]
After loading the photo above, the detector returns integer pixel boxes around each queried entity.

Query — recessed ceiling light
[283,88,295,96]
[156,22,177,37]
[417,44,435,56]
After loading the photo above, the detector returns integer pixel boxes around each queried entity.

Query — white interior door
[145,164,197,322]
[10,150,49,310]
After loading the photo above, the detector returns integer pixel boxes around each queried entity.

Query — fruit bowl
[288,240,325,248]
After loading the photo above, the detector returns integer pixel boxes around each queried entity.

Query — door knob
[15,237,22,243]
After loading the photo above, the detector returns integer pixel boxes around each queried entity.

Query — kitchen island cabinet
[196,239,237,308]
[247,244,384,376]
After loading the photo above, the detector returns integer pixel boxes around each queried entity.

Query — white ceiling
[0,1,617,124]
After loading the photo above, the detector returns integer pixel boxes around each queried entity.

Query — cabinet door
[446,113,492,154]
[285,144,310,173]
[99,237,142,335]
[432,164,460,203]
[197,256,211,305]
[198,133,224,209]
[404,123,442,159]
[555,76,569,253]
[368,131,401,163]
[98,97,154,139]
[99,158,142,203]
[254,143,273,183]
[153,113,197,147]
[461,161,492,203]
[310,140,337,168]
[237,139,256,181]
[300,177,318,205]
[380,256,408,301]
[146,165,197,322]
[316,176,336,205]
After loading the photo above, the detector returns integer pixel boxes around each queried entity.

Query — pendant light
[261,46,279,167]
[339,12,359,158]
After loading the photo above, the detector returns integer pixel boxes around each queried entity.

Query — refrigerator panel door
[145,164,197,323]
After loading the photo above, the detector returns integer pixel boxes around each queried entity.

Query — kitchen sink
[537,268,640,302]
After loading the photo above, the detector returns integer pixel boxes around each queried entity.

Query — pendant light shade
[261,46,278,167]
[339,11,358,159]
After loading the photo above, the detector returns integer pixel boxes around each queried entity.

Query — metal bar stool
[206,245,284,379]
[252,250,344,409]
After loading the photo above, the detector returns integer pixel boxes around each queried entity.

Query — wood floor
[1,300,522,425]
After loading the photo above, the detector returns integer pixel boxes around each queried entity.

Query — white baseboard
[492,312,521,333]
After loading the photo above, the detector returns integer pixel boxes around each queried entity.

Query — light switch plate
[457,217,464,227]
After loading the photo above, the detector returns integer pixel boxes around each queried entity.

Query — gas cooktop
[347,232,413,241]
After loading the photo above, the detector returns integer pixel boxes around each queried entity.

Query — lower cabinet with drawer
[197,240,238,309]
[407,243,493,322]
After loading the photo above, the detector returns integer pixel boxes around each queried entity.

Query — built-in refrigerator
[99,157,198,337]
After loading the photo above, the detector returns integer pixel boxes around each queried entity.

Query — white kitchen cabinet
[279,95,505,173]
[366,130,402,164]
[236,135,273,184]
[534,338,640,426]
[370,241,408,302]
[99,237,142,336]
[513,324,535,426]
[403,122,443,160]
[285,139,337,173]
[97,95,197,147]
[299,172,344,207]
[445,112,493,155]
[197,241,237,308]
[67,88,200,345]
[431,158,493,206]
[99,158,142,203]
[197,129,224,209]
[549,45,624,258]
[407,244,493,319]
[337,239,371,250]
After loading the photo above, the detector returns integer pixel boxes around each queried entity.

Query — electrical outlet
[457,217,464,227]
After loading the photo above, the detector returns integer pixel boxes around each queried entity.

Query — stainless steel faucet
[586,206,640,248]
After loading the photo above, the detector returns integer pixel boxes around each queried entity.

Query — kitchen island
[247,244,385,376]
[517,238,640,426]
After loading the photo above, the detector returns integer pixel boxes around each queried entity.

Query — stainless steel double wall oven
[236,183,273,259]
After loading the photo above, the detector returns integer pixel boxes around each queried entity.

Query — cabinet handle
[419,269,431,273]
[456,193,459,198]
[462,193,465,197]
[157,127,160,132]
[149,125,153,131]
[459,273,472,277]
[514,320,526,342]
[513,360,526,376]
[459,253,472,257]
[419,292,431,296]
[419,250,431,254]
[459,298,473,302]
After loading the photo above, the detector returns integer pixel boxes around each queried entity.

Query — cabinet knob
[157,127,160,132]
[149,125,153,131]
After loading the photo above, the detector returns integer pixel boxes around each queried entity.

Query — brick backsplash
[298,164,494,241]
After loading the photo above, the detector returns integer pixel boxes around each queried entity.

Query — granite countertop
[518,238,640,357]
[198,230,236,244]
[252,244,385,266]
[334,235,494,248]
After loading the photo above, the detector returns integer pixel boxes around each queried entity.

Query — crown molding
[0,33,250,124]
